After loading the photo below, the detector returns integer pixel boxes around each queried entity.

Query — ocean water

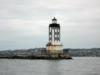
[0,57,100,75]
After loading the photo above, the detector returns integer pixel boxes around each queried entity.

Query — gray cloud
[0,0,100,50]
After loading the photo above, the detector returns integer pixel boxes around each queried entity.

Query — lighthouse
[46,17,63,56]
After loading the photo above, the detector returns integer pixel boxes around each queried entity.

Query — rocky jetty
[0,48,72,59]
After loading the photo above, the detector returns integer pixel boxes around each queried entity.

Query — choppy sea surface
[0,57,100,75]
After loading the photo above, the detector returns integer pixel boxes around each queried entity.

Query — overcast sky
[0,0,100,50]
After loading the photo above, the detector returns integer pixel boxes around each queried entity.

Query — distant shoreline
[0,48,100,59]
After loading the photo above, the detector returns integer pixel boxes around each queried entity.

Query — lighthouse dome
[49,17,60,28]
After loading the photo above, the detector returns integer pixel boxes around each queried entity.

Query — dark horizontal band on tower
[49,24,60,27]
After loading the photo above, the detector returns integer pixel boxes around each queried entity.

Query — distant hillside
[64,48,100,57]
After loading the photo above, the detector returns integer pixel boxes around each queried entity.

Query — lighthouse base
[46,43,63,54]
[45,43,71,59]
[45,42,72,59]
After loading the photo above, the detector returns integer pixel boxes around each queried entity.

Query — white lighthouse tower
[46,17,63,56]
